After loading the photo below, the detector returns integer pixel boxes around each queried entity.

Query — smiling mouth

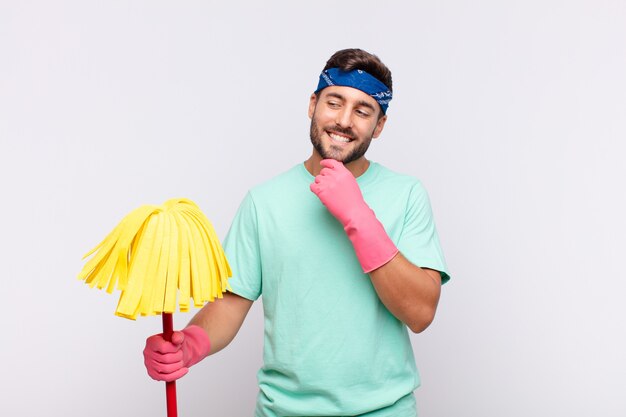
[327,131,353,143]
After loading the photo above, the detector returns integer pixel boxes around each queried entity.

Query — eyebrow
[325,92,377,112]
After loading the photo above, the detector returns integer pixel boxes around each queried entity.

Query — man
[144,48,450,417]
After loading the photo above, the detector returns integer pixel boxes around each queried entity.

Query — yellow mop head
[78,198,232,320]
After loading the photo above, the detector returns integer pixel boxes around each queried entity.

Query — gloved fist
[143,325,211,382]
[310,158,367,226]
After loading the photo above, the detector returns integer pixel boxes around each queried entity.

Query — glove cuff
[344,207,399,273]
[181,325,211,368]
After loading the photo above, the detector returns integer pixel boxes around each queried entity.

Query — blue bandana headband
[315,67,392,114]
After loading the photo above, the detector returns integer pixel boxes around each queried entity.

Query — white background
[1,1,625,416]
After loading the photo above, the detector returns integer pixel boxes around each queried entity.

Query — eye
[356,109,371,118]
[327,101,340,108]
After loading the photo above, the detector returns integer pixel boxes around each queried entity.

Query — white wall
[1,1,624,416]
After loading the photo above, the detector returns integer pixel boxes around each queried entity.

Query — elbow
[408,320,432,334]
[407,308,436,334]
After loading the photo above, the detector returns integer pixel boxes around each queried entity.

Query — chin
[321,149,349,162]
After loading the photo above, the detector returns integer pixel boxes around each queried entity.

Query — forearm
[368,252,441,333]
[188,292,253,355]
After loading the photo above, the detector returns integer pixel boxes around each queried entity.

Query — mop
[78,198,231,416]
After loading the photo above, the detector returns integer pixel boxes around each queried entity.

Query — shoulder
[366,163,436,214]
[369,162,425,193]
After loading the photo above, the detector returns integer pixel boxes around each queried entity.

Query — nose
[335,107,352,128]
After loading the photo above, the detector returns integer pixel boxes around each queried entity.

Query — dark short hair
[322,48,392,92]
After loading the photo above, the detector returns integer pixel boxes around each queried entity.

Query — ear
[308,93,318,119]
[372,114,388,139]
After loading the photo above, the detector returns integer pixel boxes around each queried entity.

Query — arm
[311,159,442,332]
[368,253,441,333]
[144,292,253,381]
[188,291,254,355]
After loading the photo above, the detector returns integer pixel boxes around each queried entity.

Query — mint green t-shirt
[224,162,449,417]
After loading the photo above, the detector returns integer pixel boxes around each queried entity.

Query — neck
[304,151,370,177]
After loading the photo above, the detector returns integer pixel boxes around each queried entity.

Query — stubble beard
[309,114,373,164]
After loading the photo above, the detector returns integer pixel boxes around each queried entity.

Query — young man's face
[308,86,387,164]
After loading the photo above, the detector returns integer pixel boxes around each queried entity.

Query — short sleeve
[397,182,450,284]
[223,192,263,300]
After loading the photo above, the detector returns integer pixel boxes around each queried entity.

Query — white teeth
[329,133,351,143]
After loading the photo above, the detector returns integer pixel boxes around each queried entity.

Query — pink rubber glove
[310,159,399,272]
[143,324,211,382]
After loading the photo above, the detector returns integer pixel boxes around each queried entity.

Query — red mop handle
[162,313,178,417]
